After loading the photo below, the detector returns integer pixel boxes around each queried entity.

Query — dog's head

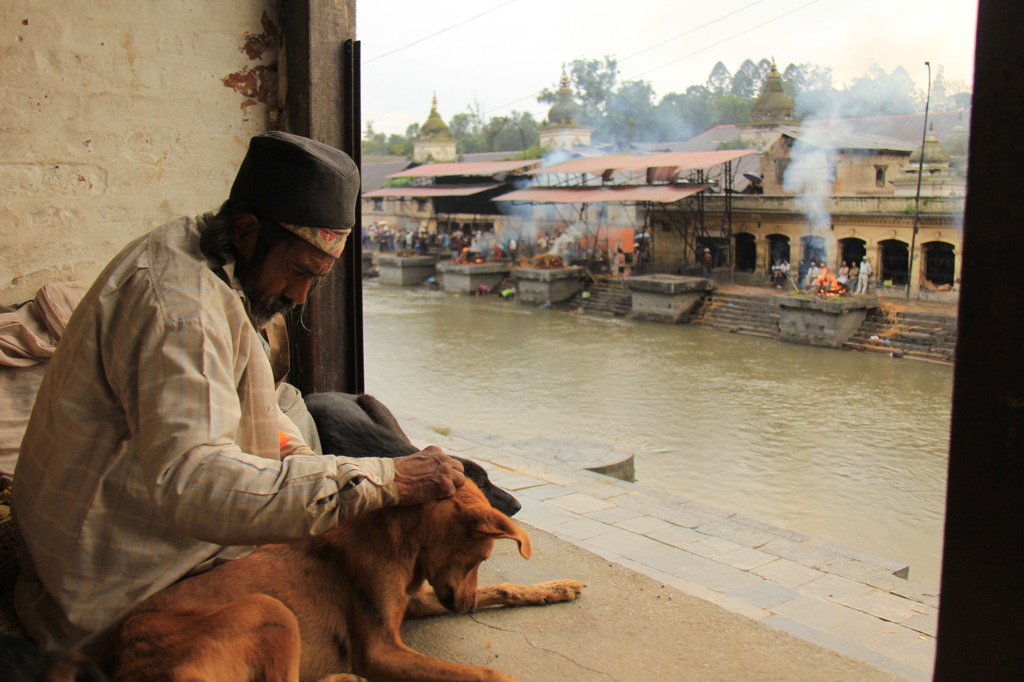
[454,457,521,517]
[417,481,531,613]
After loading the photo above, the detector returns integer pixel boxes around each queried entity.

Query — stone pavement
[399,417,939,681]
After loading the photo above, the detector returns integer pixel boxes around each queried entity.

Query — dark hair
[200,199,298,269]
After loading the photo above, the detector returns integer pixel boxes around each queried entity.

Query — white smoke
[782,92,855,243]
[782,135,836,234]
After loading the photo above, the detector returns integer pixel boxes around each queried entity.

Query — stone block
[583,505,644,525]
[552,517,616,541]
[798,574,873,604]
[727,579,802,609]
[776,294,881,347]
[513,266,583,304]
[645,524,704,548]
[845,590,919,623]
[627,275,712,323]
[613,514,674,534]
[716,546,776,570]
[436,261,510,294]
[545,492,616,515]
[751,558,824,588]
[375,254,437,286]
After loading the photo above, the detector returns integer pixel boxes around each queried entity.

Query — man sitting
[13,132,465,653]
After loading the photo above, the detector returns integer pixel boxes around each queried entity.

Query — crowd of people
[770,255,874,296]
[364,224,877,294]
[363,223,653,275]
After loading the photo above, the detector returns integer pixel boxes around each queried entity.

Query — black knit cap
[229,131,360,229]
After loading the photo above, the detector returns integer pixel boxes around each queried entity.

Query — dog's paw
[537,579,584,603]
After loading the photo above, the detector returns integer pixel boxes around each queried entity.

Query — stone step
[575,283,632,316]
[695,289,958,364]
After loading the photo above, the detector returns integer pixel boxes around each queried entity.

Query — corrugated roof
[360,159,413,193]
[782,126,916,152]
[812,110,970,147]
[492,185,707,204]
[362,184,501,198]
[527,150,757,177]
[388,159,541,178]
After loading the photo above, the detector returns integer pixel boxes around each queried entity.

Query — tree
[709,94,752,127]
[655,86,713,141]
[385,133,412,157]
[782,62,834,95]
[361,121,392,156]
[783,62,836,119]
[602,79,658,145]
[836,64,918,117]
[706,61,732,96]
[481,111,540,151]
[538,57,619,126]
[731,59,770,99]
[448,112,479,140]
[449,106,487,154]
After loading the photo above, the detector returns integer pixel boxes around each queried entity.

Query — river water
[361,282,952,586]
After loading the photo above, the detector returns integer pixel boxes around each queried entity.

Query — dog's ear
[474,509,533,559]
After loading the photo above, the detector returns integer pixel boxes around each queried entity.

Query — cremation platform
[775,295,881,347]
[436,261,511,295]
[375,254,437,286]
[513,266,584,305]
[627,274,713,323]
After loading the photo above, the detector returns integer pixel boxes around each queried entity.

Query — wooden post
[934,1,1024,677]
[279,0,364,395]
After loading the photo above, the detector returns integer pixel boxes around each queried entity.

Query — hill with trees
[362,57,971,157]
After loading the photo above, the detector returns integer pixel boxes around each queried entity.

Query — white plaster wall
[413,139,457,163]
[0,0,277,304]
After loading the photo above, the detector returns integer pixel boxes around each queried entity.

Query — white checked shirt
[13,216,397,650]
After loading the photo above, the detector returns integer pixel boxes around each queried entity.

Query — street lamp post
[907,61,932,300]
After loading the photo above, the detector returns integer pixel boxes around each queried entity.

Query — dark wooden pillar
[934,1,1024,677]
[279,0,364,395]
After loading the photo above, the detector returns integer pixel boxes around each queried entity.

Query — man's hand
[393,446,466,505]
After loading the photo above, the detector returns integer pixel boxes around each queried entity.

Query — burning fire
[456,247,485,264]
[811,267,847,297]
[532,253,564,269]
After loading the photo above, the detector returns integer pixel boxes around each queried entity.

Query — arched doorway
[767,234,790,264]
[838,237,867,270]
[879,239,909,286]
[799,235,827,286]
[924,241,956,287]
[734,233,756,272]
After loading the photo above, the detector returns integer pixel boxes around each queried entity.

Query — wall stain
[242,11,279,61]
[222,10,279,112]
[221,64,276,107]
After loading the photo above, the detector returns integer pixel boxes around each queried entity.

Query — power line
[620,0,768,62]
[362,0,519,65]
[625,0,825,81]
[484,0,825,116]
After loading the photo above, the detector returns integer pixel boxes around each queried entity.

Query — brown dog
[101,480,583,682]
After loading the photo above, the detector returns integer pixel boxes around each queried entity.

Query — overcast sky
[357,0,978,136]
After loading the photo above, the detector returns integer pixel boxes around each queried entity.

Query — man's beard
[235,253,297,330]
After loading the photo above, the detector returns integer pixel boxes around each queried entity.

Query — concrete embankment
[401,416,937,681]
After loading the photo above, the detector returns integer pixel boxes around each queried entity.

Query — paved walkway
[400,417,939,681]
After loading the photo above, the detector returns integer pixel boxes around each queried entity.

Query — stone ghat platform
[436,261,511,295]
[399,415,938,681]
